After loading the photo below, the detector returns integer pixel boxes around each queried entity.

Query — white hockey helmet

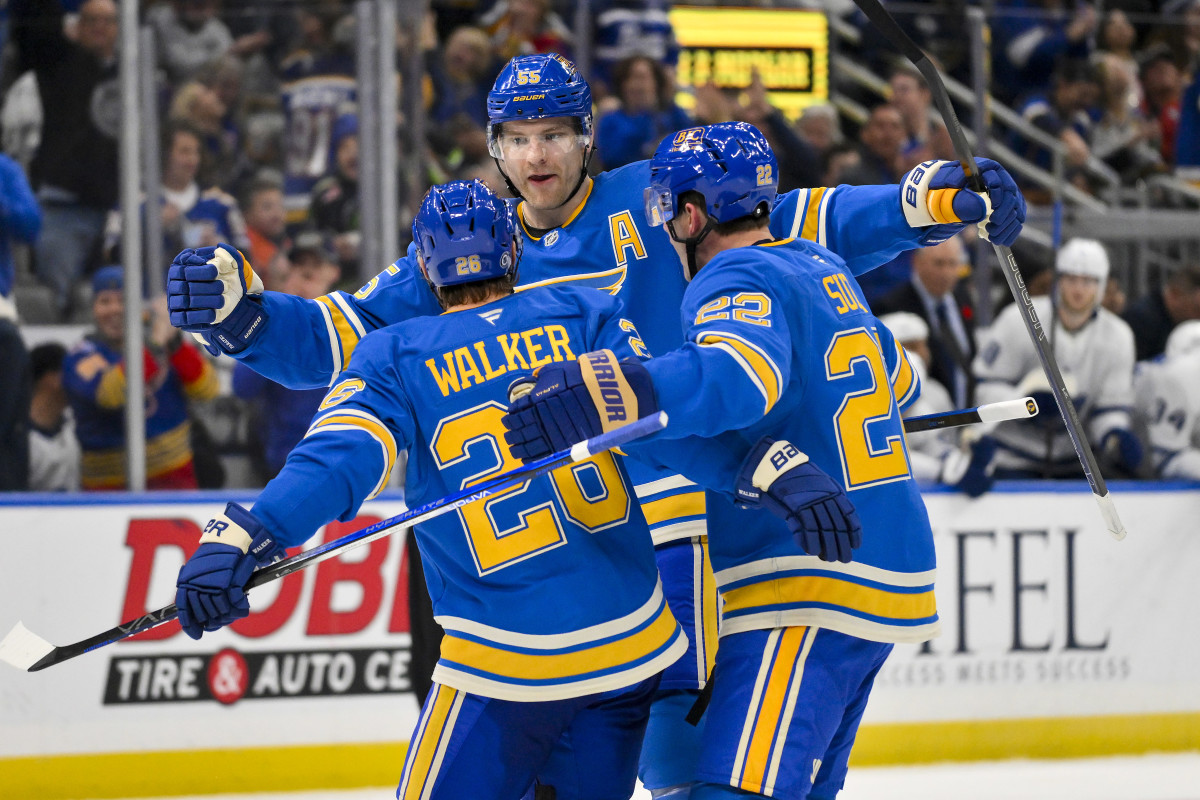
[1056,238,1109,304]
[1165,320,1200,360]
[879,311,930,345]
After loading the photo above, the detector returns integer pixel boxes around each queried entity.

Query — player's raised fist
[167,243,267,354]
[901,158,1026,247]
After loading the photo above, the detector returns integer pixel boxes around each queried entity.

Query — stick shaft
[903,397,1038,434]
[21,413,669,671]
[850,0,1125,538]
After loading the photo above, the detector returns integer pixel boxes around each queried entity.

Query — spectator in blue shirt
[596,54,691,169]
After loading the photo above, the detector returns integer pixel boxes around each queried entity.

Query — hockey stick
[0,412,670,672]
[903,396,1038,434]
[849,0,1127,540]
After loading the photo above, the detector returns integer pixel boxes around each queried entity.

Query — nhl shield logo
[544,230,560,246]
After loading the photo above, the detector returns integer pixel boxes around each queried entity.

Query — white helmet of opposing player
[1165,319,1200,361]
[1056,238,1109,306]
[879,311,930,345]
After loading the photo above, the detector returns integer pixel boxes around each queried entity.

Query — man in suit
[875,235,977,407]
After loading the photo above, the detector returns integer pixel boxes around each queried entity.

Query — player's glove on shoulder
[735,437,862,563]
[502,349,658,463]
[901,158,1026,247]
[167,243,267,355]
[175,503,286,640]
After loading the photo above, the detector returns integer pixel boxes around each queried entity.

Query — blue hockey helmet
[486,53,594,158]
[411,180,520,288]
[644,122,778,229]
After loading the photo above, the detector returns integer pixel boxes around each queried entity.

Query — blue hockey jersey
[631,237,940,645]
[231,164,943,546]
[251,286,686,701]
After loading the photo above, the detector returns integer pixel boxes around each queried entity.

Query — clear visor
[643,185,675,228]
[487,128,592,160]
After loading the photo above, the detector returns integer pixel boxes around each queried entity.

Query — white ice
[123,752,1200,800]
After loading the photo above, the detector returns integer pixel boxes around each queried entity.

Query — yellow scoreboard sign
[670,6,829,120]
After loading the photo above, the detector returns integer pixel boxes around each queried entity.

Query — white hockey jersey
[973,297,1136,476]
[1133,351,1200,479]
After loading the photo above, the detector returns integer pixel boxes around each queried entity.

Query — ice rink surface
[124,753,1200,800]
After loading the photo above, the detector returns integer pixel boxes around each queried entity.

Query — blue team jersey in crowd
[633,237,940,645]
[251,286,686,702]
[233,164,935,546]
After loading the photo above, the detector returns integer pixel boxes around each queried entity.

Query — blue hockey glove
[175,503,286,640]
[901,158,1026,247]
[940,435,998,498]
[1103,428,1144,472]
[167,244,267,354]
[502,349,658,463]
[735,437,862,563]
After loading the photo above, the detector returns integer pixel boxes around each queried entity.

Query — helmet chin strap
[668,214,714,282]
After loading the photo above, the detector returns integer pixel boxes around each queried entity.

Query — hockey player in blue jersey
[503,122,942,799]
[165,53,1022,798]
[173,180,686,799]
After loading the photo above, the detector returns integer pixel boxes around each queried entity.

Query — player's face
[494,118,587,212]
[1057,273,1100,314]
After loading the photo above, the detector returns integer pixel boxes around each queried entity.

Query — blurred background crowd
[0,0,1198,495]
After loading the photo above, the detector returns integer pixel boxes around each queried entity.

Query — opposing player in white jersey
[1133,320,1200,479]
[165,54,1026,798]
[973,238,1143,478]
[878,311,997,495]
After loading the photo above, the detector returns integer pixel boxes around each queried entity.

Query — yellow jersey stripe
[306,412,397,498]
[741,626,808,791]
[313,298,343,379]
[694,538,720,683]
[439,601,678,682]
[892,342,918,407]
[316,295,361,371]
[95,367,126,409]
[799,187,827,244]
[398,684,460,800]
[721,575,937,622]
[640,491,705,525]
[183,361,220,401]
[697,332,782,414]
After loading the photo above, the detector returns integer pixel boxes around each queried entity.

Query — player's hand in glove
[502,349,658,463]
[1102,428,1144,473]
[1017,368,1081,427]
[940,434,998,498]
[175,503,286,640]
[735,437,862,563]
[901,158,1026,247]
[167,243,267,354]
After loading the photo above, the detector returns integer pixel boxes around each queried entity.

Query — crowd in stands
[0,0,1197,495]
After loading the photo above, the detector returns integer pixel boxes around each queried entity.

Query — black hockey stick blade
[904,397,1038,434]
[850,0,1127,540]
[0,412,669,672]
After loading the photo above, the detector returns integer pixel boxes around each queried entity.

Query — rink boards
[0,483,1198,797]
